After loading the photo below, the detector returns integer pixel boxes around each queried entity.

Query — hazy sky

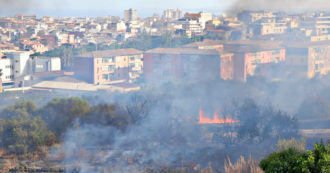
[1,0,232,17]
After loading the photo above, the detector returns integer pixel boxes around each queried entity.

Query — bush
[0,116,56,156]
[260,140,330,173]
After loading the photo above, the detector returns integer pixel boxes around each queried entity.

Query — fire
[198,101,239,124]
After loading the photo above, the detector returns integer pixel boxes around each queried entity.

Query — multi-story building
[0,56,14,84]
[163,9,182,20]
[184,11,212,29]
[255,22,288,35]
[285,41,330,78]
[74,49,143,84]
[315,16,330,35]
[5,51,31,78]
[238,11,276,24]
[32,57,61,73]
[124,9,138,22]
[223,41,286,81]
[143,48,233,82]
[0,51,31,89]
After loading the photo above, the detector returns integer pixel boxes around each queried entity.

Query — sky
[0,0,232,17]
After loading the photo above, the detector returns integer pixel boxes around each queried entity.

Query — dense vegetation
[260,140,330,173]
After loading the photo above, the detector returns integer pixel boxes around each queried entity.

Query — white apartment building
[0,58,14,83]
[5,51,31,78]
[33,57,61,73]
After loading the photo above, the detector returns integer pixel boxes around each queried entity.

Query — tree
[260,140,330,173]
[38,98,90,139]
[81,104,131,131]
[0,116,56,156]
[0,101,38,118]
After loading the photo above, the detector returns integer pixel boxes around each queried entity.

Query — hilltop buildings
[2,10,330,92]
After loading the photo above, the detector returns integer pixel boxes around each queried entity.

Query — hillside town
[0,6,329,172]
[1,9,330,92]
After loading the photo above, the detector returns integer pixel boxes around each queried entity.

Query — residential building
[163,9,182,20]
[32,57,61,73]
[5,51,31,78]
[238,11,276,24]
[223,41,286,81]
[255,22,288,35]
[124,9,138,22]
[285,41,330,78]
[74,49,143,84]
[184,11,213,29]
[315,16,330,35]
[0,56,14,84]
[143,48,233,82]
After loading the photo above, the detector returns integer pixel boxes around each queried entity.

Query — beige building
[74,49,143,84]
[124,9,138,22]
[285,41,330,78]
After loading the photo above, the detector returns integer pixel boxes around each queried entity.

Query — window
[272,50,281,55]
[101,66,108,71]
[102,58,109,63]
[102,74,109,80]
[108,65,115,71]
[251,59,261,65]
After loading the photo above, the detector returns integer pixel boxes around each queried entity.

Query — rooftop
[183,39,224,48]
[282,41,330,48]
[79,48,143,58]
[145,48,223,55]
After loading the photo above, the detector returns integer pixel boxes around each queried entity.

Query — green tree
[0,116,56,156]
[0,101,38,118]
[38,97,90,139]
[81,104,131,131]
[260,141,330,173]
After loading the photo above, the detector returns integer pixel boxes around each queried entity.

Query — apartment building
[32,57,61,73]
[74,49,143,84]
[143,48,233,82]
[285,41,330,78]
[224,41,286,81]
[0,51,31,89]
[163,9,182,20]
[256,22,288,35]
[238,11,276,24]
[124,9,138,22]
[315,16,330,35]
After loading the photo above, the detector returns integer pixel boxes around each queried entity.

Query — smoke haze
[227,0,330,14]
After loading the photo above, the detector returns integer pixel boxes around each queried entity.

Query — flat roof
[79,48,143,58]
[145,48,224,55]
[224,40,284,52]
[183,39,224,48]
[282,41,330,48]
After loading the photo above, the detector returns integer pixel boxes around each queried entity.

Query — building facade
[285,41,330,78]
[124,9,138,22]
[143,48,232,82]
[74,49,143,84]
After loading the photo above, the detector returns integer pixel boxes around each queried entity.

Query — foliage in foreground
[260,140,330,173]
[0,115,56,156]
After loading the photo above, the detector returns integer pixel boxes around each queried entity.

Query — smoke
[0,0,40,15]
[227,0,330,15]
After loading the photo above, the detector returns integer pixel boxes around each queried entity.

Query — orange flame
[198,101,239,124]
